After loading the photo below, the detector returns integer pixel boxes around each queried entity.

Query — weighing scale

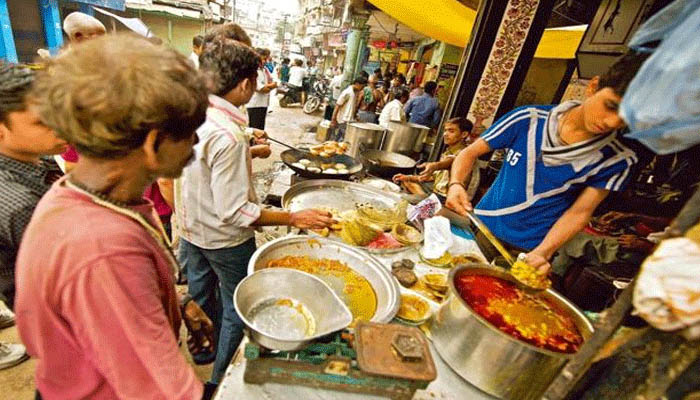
[243,322,437,400]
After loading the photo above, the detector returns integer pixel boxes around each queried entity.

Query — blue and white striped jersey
[475,104,637,250]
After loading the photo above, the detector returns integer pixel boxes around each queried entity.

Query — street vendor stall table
[214,226,497,400]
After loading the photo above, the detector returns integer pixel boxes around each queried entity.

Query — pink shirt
[15,178,202,400]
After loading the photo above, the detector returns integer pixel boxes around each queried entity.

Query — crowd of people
[1,3,699,399]
[0,12,338,400]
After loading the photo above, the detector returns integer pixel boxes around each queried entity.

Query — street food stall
[215,170,595,400]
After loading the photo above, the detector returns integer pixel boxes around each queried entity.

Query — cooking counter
[214,226,496,400]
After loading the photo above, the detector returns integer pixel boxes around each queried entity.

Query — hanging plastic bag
[620,0,700,155]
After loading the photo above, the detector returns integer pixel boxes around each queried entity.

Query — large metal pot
[248,236,401,325]
[234,268,353,351]
[361,149,417,179]
[383,122,430,155]
[432,264,594,400]
[344,122,385,158]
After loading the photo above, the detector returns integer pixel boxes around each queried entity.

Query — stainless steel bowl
[234,268,353,351]
[248,236,400,324]
[431,264,594,400]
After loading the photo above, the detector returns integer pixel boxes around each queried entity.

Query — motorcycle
[277,83,303,108]
[303,77,330,114]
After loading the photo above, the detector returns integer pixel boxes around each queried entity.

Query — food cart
[215,176,593,400]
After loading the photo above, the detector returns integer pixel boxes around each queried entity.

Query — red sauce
[455,273,583,353]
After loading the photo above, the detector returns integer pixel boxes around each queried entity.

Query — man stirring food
[446,52,648,275]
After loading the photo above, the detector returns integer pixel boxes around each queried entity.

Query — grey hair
[63,12,106,40]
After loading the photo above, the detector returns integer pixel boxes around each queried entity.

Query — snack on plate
[337,211,383,247]
[392,267,418,287]
[397,294,431,324]
[419,250,453,268]
[391,259,415,271]
[392,223,422,246]
[356,200,408,231]
[422,273,448,293]
[452,252,487,266]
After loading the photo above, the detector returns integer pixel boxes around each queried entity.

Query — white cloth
[288,66,306,87]
[541,101,616,172]
[247,67,271,109]
[633,237,700,340]
[378,99,406,128]
[330,74,343,100]
[188,52,199,70]
[422,216,453,259]
[177,94,260,249]
[335,86,356,124]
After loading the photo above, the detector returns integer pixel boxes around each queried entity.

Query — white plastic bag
[422,216,453,259]
[620,0,700,154]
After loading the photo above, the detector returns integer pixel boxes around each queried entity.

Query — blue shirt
[404,94,441,128]
[475,105,637,250]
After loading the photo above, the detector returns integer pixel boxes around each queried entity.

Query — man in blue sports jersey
[446,53,648,274]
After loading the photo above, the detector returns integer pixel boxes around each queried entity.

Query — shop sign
[371,40,398,49]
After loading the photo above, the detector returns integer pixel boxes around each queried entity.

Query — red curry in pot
[455,273,583,353]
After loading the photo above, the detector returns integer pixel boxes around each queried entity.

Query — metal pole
[0,0,18,63]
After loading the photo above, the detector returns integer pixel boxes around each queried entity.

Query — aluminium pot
[432,264,594,400]
[344,122,385,158]
[361,149,417,179]
[383,122,430,155]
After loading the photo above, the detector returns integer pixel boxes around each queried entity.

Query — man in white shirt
[178,39,334,389]
[288,59,307,103]
[330,76,367,141]
[188,35,203,70]
[379,87,410,128]
[247,48,277,130]
[330,67,344,101]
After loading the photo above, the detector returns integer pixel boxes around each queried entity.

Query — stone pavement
[0,95,323,399]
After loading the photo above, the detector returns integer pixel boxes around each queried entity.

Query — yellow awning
[368,0,585,59]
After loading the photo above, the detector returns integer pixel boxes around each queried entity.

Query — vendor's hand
[445,184,472,216]
[393,174,410,183]
[253,136,269,145]
[523,252,551,276]
[251,128,267,139]
[290,209,336,229]
[251,144,272,159]
[418,162,439,178]
[182,300,215,355]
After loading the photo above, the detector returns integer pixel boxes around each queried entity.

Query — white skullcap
[63,12,106,39]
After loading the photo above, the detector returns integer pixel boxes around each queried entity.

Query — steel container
[248,235,401,324]
[344,122,385,158]
[432,264,595,400]
[383,122,430,155]
[234,269,353,351]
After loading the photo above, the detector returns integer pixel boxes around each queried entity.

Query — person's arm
[157,179,174,209]
[331,92,348,127]
[431,104,442,128]
[445,139,492,215]
[404,98,414,115]
[252,208,334,229]
[526,187,610,273]
[63,254,203,400]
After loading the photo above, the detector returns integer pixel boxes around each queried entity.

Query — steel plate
[282,180,414,254]
[247,236,401,324]
[282,179,402,216]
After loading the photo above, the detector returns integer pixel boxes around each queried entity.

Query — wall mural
[467,0,540,134]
